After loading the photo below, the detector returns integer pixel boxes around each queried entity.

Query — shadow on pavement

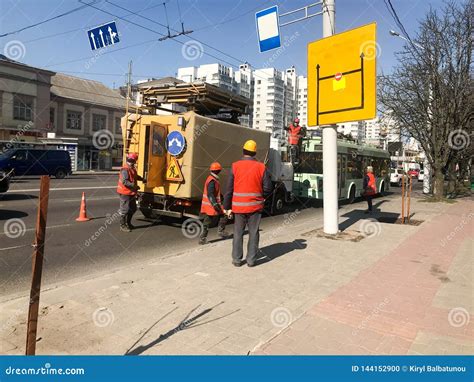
[0,209,28,221]
[339,200,399,231]
[257,238,307,266]
[125,302,238,355]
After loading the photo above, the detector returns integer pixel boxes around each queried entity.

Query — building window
[66,110,82,130]
[92,114,107,131]
[49,108,55,128]
[13,95,33,121]
[115,117,122,134]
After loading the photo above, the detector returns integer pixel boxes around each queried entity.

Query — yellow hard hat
[243,140,257,152]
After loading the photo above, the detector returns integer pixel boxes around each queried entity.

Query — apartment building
[234,63,254,128]
[177,63,302,134]
[177,63,256,126]
[296,75,308,128]
[284,66,297,128]
[253,68,286,139]
[337,120,366,142]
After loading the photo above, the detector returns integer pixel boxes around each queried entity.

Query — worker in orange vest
[223,140,272,267]
[285,117,306,164]
[363,165,376,214]
[117,152,144,232]
[199,161,230,245]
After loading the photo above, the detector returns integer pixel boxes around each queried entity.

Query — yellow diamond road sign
[307,22,377,126]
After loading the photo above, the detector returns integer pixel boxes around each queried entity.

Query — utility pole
[321,0,338,235]
[125,60,132,119]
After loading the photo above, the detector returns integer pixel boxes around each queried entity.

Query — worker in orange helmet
[117,152,144,232]
[199,161,230,245]
[223,140,272,267]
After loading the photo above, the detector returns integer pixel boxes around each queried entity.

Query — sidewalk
[1,196,472,355]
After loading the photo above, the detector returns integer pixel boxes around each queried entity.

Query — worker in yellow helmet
[223,140,272,267]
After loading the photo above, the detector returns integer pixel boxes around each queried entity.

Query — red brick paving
[259,200,473,354]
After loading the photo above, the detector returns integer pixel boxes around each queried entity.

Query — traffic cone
[76,192,90,222]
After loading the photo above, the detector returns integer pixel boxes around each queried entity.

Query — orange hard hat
[210,162,222,172]
[127,152,138,161]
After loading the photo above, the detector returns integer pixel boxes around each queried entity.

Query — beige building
[50,74,125,170]
[0,54,54,142]
[0,55,126,170]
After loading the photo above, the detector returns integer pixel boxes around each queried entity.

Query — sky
[0,0,449,88]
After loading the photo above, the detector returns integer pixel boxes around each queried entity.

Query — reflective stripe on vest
[117,166,137,196]
[288,124,302,145]
[200,175,222,216]
[231,159,265,213]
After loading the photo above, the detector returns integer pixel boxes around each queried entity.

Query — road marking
[0,223,75,236]
[8,186,117,193]
[0,244,31,251]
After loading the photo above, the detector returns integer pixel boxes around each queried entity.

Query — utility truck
[124,111,294,220]
[122,80,294,220]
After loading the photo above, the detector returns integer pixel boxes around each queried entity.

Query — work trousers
[119,194,137,217]
[232,211,262,266]
[366,194,373,212]
[200,214,227,240]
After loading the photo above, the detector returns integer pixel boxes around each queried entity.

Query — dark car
[0,149,72,179]
[0,170,10,192]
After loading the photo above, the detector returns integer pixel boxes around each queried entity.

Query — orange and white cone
[76,192,91,222]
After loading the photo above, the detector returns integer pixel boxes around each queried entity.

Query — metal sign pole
[321,0,338,235]
[25,175,50,355]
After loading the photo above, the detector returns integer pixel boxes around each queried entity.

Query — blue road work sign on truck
[256,5,281,52]
[87,21,120,51]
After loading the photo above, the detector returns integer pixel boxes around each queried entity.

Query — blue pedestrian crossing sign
[256,5,281,53]
[87,21,120,51]
[166,131,186,156]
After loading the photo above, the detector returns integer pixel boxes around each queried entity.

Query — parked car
[0,170,10,193]
[0,149,71,179]
[390,168,405,186]
[407,168,420,178]
[418,170,424,182]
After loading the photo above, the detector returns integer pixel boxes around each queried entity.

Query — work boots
[126,213,135,230]
[199,225,208,245]
[120,215,131,232]
[217,219,230,239]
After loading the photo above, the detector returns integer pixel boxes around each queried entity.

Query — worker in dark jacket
[223,140,273,267]
[199,162,230,245]
[117,152,144,232]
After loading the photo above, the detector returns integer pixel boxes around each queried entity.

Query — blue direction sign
[166,131,186,156]
[256,5,281,53]
[87,21,120,51]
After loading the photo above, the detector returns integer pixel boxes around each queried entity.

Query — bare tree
[379,0,473,199]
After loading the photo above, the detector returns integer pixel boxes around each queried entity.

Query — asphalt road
[0,174,317,298]
[0,174,416,298]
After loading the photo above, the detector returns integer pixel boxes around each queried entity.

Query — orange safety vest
[200,175,222,216]
[117,166,137,196]
[231,159,266,214]
[288,124,302,145]
[365,172,376,196]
